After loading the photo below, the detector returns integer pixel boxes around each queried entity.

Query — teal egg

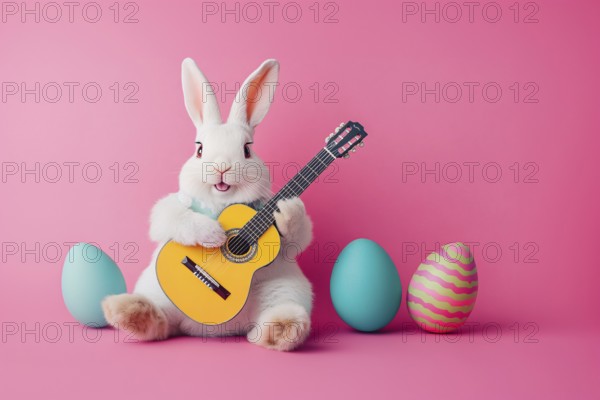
[62,242,127,327]
[330,239,402,332]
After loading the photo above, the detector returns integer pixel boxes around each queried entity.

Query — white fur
[103,58,314,351]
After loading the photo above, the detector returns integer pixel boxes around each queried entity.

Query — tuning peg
[335,127,340,133]
[351,148,357,152]
[339,122,345,127]
[325,133,334,143]
[358,142,365,147]
[343,153,350,159]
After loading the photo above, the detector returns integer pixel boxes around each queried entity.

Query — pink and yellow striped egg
[407,242,478,333]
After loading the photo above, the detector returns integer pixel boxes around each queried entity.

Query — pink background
[1,0,598,398]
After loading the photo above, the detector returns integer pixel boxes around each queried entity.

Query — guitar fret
[296,173,311,185]
[289,178,306,192]
[303,165,319,178]
[314,156,330,168]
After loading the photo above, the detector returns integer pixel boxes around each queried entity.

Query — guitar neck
[239,148,336,243]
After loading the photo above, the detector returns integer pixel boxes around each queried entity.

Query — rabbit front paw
[273,197,313,251]
[172,215,227,248]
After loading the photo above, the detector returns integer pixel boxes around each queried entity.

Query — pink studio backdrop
[1,0,599,398]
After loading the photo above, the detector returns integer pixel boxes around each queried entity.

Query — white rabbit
[102,58,314,351]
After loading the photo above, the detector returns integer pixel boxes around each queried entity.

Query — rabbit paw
[172,215,227,248]
[273,198,312,250]
[102,294,168,341]
[247,303,311,351]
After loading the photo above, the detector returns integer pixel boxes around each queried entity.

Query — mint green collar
[189,198,221,219]
[179,192,263,220]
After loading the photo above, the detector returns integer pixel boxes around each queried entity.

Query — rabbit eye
[244,144,251,159]
[196,143,203,158]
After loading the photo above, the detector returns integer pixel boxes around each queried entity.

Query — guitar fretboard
[238,148,335,243]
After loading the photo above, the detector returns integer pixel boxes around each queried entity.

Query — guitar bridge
[181,256,230,300]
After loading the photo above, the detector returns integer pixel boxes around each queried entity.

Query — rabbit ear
[181,58,222,127]
[228,59,279,128]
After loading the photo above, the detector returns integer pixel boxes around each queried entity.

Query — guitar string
[233,148,334,248]
[227,149,334,257]
[235,148,332,243]
[240,149,332,239]
[226,147,336,259]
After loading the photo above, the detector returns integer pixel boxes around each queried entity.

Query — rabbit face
[179,122,271,205]
[178,58,279,208]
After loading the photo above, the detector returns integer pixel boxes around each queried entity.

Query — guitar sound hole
[227,235,251,256]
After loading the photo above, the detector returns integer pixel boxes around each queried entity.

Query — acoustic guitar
[156,121,368,325]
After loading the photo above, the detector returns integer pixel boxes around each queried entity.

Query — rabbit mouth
[214,182,231,192]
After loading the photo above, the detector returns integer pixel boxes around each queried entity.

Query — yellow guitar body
[156,204,281,325]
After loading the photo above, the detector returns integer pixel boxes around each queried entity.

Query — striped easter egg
[407,242,478,333]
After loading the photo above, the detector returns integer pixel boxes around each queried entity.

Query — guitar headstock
[325,121,367,158]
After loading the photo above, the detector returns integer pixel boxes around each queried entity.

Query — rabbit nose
[215,165,232,174]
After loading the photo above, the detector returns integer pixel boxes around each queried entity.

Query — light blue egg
[62,242,127,327]
[330,239,402,332]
